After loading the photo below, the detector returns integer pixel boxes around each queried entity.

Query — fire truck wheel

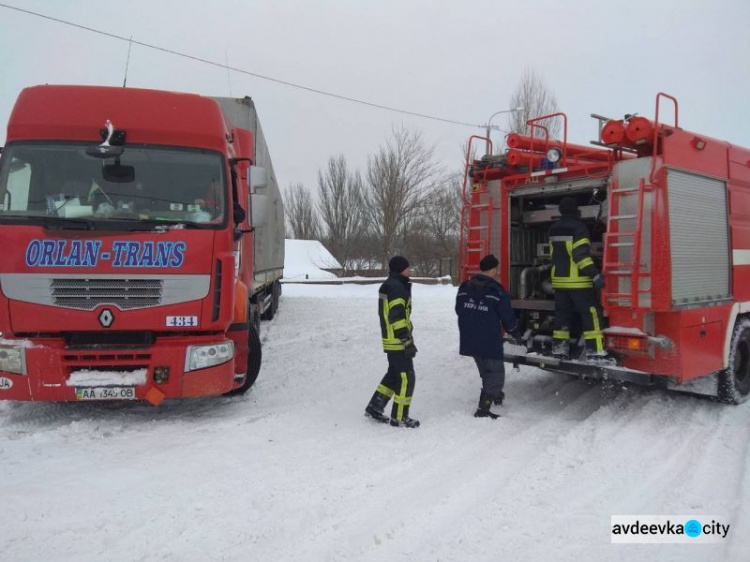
[719,318,750,404]
[225,324,262,396]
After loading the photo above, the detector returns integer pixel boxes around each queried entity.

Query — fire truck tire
[718,318,750,404]
[225,324,262,396]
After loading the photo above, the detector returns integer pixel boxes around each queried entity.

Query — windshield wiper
[41,216,96,230]
[0,215,95,230]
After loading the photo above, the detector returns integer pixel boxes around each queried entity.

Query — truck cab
[0,85,278,403]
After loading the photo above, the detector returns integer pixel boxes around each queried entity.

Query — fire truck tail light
[185,342,234,372]
[607,335,647,353]
[0,345,27,375]
[627,338,645,351]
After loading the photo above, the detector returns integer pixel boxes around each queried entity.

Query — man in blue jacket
[456,254,520,419]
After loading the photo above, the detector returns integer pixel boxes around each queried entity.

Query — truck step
[611,186,640,194]
[609,214,638,220]
[608,242,634,247]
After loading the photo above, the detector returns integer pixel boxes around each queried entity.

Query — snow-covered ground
[1,283,749,561]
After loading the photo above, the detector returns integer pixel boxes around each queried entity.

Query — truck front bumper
[0,334,238,402]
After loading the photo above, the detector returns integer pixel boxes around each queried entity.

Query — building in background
[284,240,342,280]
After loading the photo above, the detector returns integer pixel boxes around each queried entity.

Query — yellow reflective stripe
[572,238,590,250]
[383,342,406,351]
[584,332,604,353]
[395,372,409,421]
[589,307,601,333]
[553,330,570,339]
[391,319,408,330]
[393,395,411,406]
[552,280,594,288]
[576,257,595,269]
[377,385,394,398]
[389,298,406,309]
[382,298,394,340]
[586,307,604,353]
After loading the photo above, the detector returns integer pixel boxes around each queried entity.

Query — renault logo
[98,308,114,328]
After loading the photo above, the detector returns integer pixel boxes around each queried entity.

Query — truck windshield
[0,143,227,229]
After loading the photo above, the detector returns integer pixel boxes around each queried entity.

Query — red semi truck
[460,93,750,403]
[0,85,284,403]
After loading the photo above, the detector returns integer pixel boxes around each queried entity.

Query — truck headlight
[0,345,27,375]
[184,342,234,372]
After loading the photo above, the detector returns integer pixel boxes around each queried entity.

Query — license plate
[75,387,136,401]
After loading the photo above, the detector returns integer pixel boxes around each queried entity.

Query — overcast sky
[1,0,749,192]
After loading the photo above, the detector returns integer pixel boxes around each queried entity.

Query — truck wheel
[261,291,275,321]
[718,318,750,404]
[272,281,281,314]
[225,324,262,396]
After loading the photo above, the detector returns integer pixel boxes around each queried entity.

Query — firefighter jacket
[549,216,600,289]
[455,274,518,360]
[379,272,413,352]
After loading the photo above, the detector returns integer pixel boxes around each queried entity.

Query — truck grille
[51,278,163,310]
[0,273,211,311]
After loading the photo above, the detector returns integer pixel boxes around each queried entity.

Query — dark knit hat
[559,197,580,217]
[479,254,499,272]
[388,255,410,273]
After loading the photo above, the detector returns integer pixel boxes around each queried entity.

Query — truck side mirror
[250,193,269,228]
[248,165,268,191]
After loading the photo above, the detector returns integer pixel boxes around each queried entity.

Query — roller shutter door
[667,169,730,305]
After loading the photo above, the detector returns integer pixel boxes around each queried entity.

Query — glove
[593,274,605,290]
[505,327,523,346]
[510,327,523,346]
[403,339,418,359]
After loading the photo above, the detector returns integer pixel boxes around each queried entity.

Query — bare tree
[365,127,440,268]
[317,155,368,272]
[424,174,462,253]
[508,68,560,139]
[283,182,320,240]
[404,174,463,278]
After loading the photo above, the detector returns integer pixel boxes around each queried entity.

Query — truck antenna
[123,36,133,87]
[225,50,233,96]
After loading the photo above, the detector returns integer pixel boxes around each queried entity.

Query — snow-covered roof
[284,239,341,280]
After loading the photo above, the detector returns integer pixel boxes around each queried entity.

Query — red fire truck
[0,85,284,404]
[459,93,750,404]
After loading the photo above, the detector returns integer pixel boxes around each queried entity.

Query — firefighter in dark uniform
[364,256,420,428]
[549,197,607,359]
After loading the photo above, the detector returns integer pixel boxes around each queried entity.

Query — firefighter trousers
[553,288,604,353]
[374,353,416,421]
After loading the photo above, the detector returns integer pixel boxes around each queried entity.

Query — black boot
[390,404,420,428]
[365,391,390,424]
[390,415,420,428]
[493,390,505,407]
[474,390,500,419]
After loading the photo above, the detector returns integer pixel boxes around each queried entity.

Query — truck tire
[261,282,281,321]
[718,318,750,404]
[261,290,275,321]
[272,281,281,314]
[225,323,262,396]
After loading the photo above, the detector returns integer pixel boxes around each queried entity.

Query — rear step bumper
[504,352,655,386]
